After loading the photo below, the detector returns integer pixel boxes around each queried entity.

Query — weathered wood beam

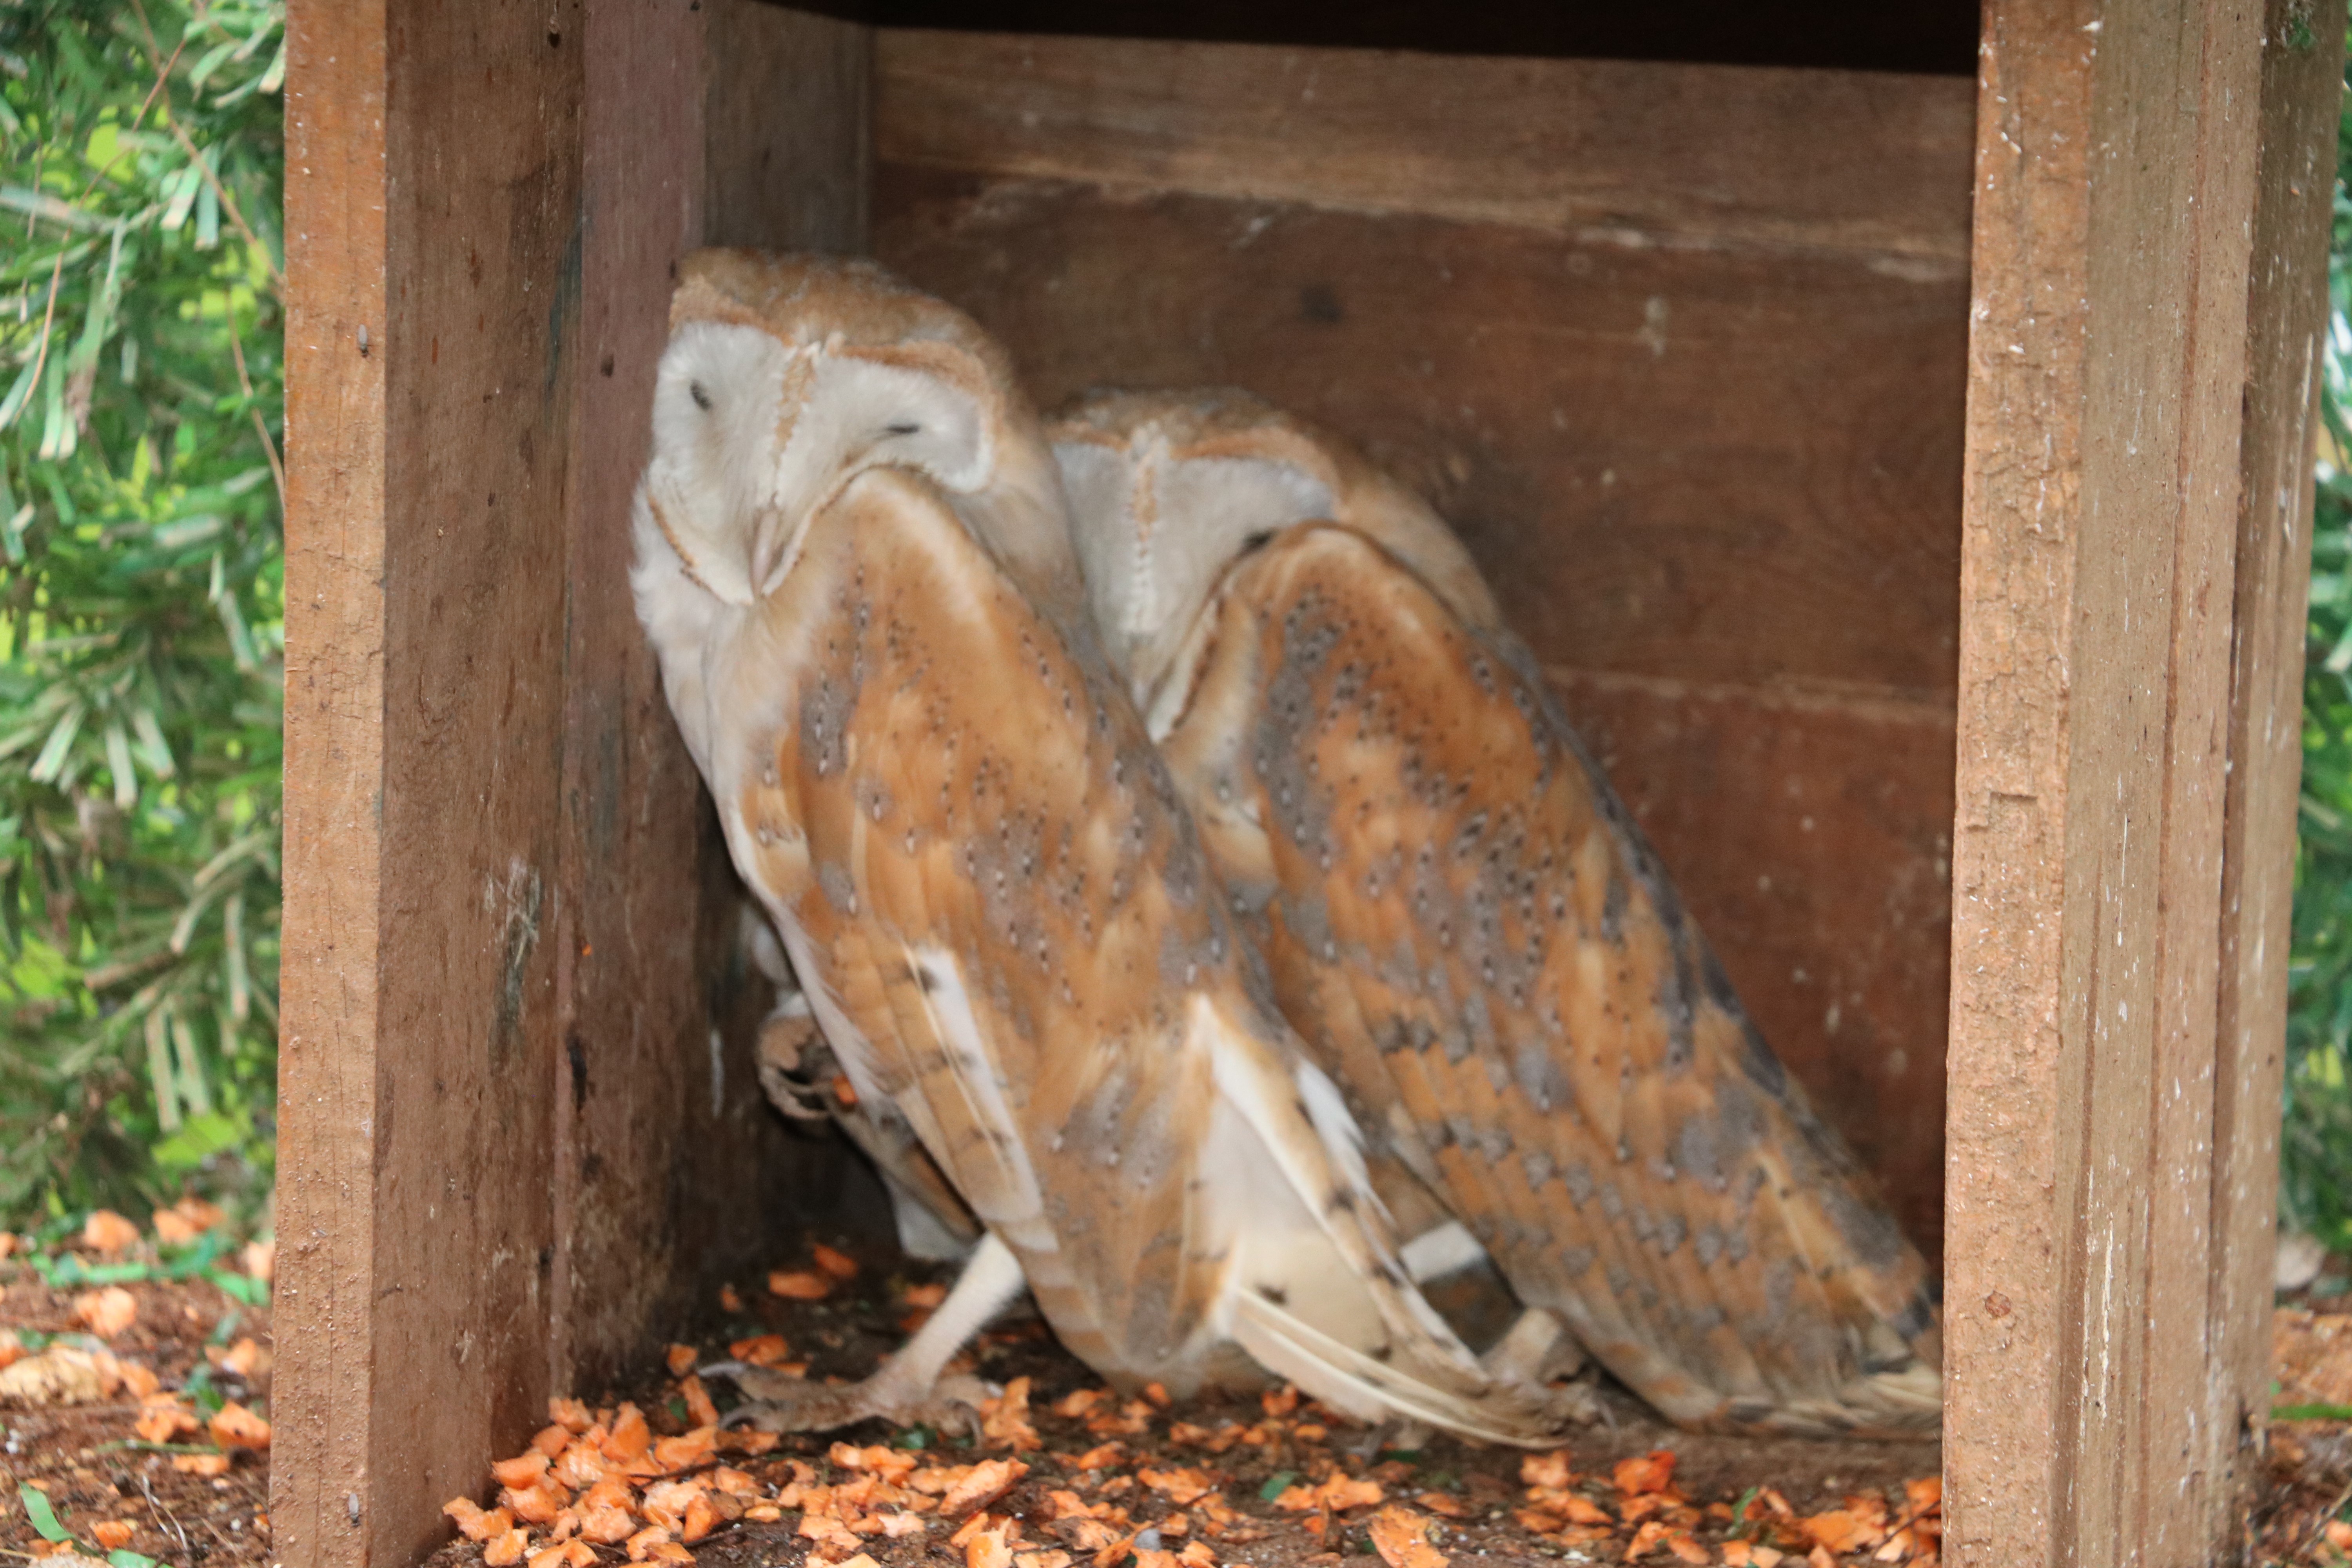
[278,7,875,1567]
[1944,4,2338,1562]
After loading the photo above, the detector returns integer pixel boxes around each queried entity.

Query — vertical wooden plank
[706,3,872,251]
[2209,4,2344,1541]
[1945,2,2330,1562]
[274,2,387,1565]
[550,0,884,1396]
[548,0,715,1396]
[278,4,584,1568]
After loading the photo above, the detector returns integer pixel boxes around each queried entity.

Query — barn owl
[628,251,1568,1444]
[1049,389,1943,1437]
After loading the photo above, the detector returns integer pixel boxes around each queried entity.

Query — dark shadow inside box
[774,0,1980,74]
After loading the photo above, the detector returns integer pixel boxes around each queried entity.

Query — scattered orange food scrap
[1261,1385,1299,1418]
[550,1397,593,1433]
[1368,1504,1448,1568]
[1800,1508,1883,1555]
[964,1522,1015,1568]
[1612,1450,1678,1497]
[505,1475,572,1525]
[528,1539,598,1568]
[980,1375,1043,1451]
[243,1238,276,1283]
[940,1459,1030,1517]
[1072,1443,1123,1471]
[1141,1383,1171,1409]
[719,1284,745,1313]
[485,1528,529,1567]
[1415,1493,1466,1520]
[579,1499,636,1545]
[74,1285,138,1339]
[211,1400,272,1450]
[770,1269,833,1301]
[135,1400,200,1444]
[1138,1469,1214,1506]
[1053,1388,1107,1419]
[681,1376,720,1430]
[153,1209,201,1247]
[90,1521,136,1550]
[1520,1451,1573,1490]
[603,1403,653,1463]
[813,1243,860,1279]
[1719,1544,1784,1568]
[172,1454,231,1477]
[730,1333,791,1365]
[1275,1475,1384,1514]
[626,1526,675,1563]
[681,1492,723,1544]
[217,1337,265,1378]
[903,1283,949,1310]
[0,1328,20,1371]
[83,1209,140,1254]
[666,1343,699,1377]
[655,1428,718,1471]
[528,1423,573,1460]
[1016,1552,1076,1568]
[492,1451,552,1488]
[443,1499,512,1542]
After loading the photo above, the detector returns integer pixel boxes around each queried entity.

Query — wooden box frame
[276,4,2342,1565]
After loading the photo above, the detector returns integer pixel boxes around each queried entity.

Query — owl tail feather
[1228,1287,1570,1446]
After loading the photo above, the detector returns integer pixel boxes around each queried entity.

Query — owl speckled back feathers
[629,254,1570,1444]
[1051,388,1943,1437]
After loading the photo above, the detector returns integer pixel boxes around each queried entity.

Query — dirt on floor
[0,1241,273,1568]
[11,1227,2352,1567]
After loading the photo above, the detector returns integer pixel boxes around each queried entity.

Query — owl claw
[702,1361,995,1436]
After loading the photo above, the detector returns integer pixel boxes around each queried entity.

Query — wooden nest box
[276,3,2343,1564]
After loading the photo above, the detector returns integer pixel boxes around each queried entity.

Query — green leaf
[1258,1472,1297,1502]
[109,1549,162,1568]
[20,1483,72,1543]
[2274,1401,2352,1422]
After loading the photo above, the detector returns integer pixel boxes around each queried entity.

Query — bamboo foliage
[0,0,283,1221]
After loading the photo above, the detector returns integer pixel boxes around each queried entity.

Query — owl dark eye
[689,381,713,411]
[884,421,920,437]
[1240,529,1276,555]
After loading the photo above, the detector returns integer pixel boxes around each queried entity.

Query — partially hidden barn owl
[1048,389,1943,1437]
[628,251,1568,1444]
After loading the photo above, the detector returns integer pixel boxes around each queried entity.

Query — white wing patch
[903,946,1056,1254]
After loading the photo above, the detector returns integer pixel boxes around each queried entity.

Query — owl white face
[638,319,996,608]
[1055,426,1334,716]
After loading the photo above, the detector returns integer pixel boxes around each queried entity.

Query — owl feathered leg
[702,1231,1025,1434]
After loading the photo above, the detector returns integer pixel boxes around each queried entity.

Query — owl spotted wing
[1154,521,1941,1436]
[701,467,1565,1443]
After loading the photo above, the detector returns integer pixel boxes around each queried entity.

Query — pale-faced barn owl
[1049,388,1943,1437]
[628,252,1568,1444]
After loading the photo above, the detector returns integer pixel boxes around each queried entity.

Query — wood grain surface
[876,32,1976,261]
[280,4,583,1566]
[1944,3,2334,1563]
[2209,0,2344,1543]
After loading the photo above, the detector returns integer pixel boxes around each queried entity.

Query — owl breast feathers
[1049,388,1942,1438]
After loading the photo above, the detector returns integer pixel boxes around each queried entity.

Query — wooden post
[278,6,873,1567]
[1944,3,2339,1563]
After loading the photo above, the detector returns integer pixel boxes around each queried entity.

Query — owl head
[1048,388,1501,718]
[635,251,1064,609]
